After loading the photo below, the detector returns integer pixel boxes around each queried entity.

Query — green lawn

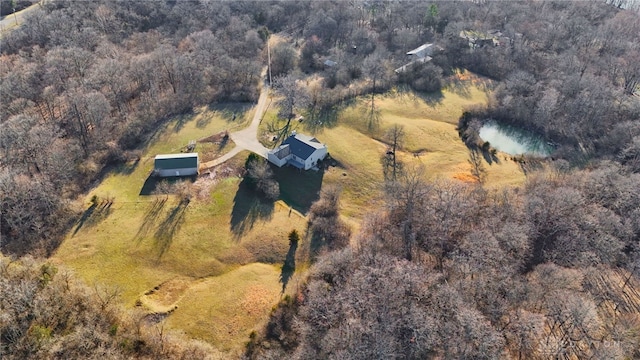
[259,75,524,218]
[53,71,524,357]
[166,263,283,355]
[257,75,524,218]
[53,102,308,356]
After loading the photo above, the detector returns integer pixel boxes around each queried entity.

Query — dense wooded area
[1,0,640,358]
[1,0,265,255]
[251,164,640,359]
[0,255,221,359]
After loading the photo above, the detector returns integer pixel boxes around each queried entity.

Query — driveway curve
[200,73,271,171]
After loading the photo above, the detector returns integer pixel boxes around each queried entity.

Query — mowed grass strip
[320,125,386,218]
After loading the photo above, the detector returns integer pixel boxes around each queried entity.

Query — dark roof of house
[154,153,199,169]
[282,133,325,160]
[272,144,291,159]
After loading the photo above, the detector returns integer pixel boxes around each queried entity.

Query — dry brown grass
[166,263,283,355]
[53,105,306,357]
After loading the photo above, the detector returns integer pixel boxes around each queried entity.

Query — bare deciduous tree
[381,124,405,182]
[362,49,392,132]
[246,157,280,201]
[468,149,486,184]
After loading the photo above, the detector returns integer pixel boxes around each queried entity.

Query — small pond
[479,121,551,157]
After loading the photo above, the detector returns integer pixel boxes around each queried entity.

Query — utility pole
[13,2,18,25]
[267,35,272,87]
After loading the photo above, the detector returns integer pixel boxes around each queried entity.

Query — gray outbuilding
[153,153,199,177]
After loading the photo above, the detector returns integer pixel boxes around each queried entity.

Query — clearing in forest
[53,69,526,357]
[53,102,308,358]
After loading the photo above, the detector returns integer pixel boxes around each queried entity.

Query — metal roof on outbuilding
[154,153,199,169]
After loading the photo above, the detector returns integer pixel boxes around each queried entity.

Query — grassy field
[166,263,283,352]
[54,71,525,357]
[261,73,525,217]
[53,102,309,356]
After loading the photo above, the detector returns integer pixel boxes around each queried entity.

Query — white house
[267,131,328,170]
[153,153,199,177]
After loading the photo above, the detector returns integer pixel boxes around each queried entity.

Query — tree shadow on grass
[279,239,298,294]
[481,148,500,165]
[203,102,253,128]
[395,85,445,107]
[298,226,328,263]
[303,101,350,134]
[133,197,167,244]
[173,111,193,133]
[153,199,189,260]
[72,199,114,236]
[218,134,230,151]
[418,89,445,107]
[113,158,140,176]
[272,165,324,215]
[446,76,473,99]
[264,118,295,150]
[230,178,275,238]
[139,175,197,196]
[308,231,325,262]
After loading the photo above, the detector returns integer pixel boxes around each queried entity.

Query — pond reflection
[479,121,551,156]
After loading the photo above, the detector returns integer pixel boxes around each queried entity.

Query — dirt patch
[141,310,175,325]
[452,172,479,183]
[200,131,229,144]
[240,285,275,316]
[140,277,193,313]
[193,164,243,200]
[200,141,235,162]
[451,69,492,86]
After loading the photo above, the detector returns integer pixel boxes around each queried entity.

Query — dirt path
[199,146,244,169]
[200,73,271,171]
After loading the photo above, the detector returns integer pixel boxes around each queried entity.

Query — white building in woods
[267,131,328,170]
[395,43,443,73]
[153,153,199,177]
[324,59,337,67]
[406,43,439,60]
